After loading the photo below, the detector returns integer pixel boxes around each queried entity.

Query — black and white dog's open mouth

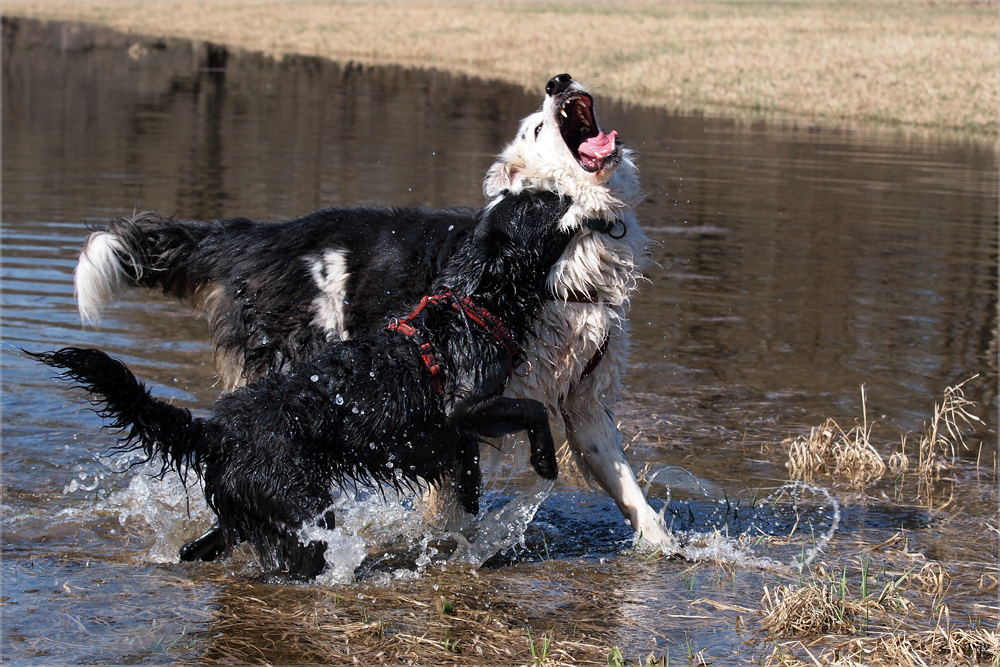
[556,92,620,173]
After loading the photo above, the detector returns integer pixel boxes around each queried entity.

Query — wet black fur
[101,206,477,382]
[35,191,572,580]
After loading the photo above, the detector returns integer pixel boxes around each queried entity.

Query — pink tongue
[578,130,617,160]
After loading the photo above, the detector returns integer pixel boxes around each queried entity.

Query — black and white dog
[74,74,673,549]
[35,190,572,580]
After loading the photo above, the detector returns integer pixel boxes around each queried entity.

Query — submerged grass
[915,378,983,500]
[763,378,997,665]
[785,387,885,490]
[758,539,999,666]
[190,565,622,665]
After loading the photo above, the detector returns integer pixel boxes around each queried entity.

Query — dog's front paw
[179,524,230,562]
[530,450,558,480]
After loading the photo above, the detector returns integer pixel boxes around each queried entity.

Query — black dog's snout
[546,73,573,96]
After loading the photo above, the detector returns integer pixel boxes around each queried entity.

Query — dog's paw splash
[638,470,840,573]
[300,479,556,584]
[453,477,555,567]
[299,521,369,586]
[90,458,215,563]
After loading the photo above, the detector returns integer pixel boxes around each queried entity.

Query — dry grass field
[4,2,997,135]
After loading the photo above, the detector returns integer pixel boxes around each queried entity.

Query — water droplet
[335,394,344,405]
[310,374,319,382]
[351,406,359,414]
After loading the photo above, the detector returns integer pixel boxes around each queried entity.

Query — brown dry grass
[761,582,874,637]
[3,2,997,135]
[915,378,982,493]
[770,378,997,665]
[785,380,984,497]
[758,542,1000,666]
[785,386,887,490]
[766,627,1000,666]
[785,418,887,491]
[195,568,618,665]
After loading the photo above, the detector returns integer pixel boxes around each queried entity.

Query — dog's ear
[483,160,522,199]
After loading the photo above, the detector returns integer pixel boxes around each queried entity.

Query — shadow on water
[2,17,997,664]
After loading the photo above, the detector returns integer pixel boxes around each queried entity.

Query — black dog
[77,75,675,553]
[77,206,477,390]
[35,190,572,580]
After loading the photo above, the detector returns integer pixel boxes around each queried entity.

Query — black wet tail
[30,347,208,481]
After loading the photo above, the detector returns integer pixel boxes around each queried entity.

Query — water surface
[3,18,997,664]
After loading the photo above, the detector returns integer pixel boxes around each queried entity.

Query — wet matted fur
[36,190,572,580]
[74,74,673,549]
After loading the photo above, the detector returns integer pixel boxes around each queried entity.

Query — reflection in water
[2,17,997,664]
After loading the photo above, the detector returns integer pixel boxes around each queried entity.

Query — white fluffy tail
[74,231,136,325]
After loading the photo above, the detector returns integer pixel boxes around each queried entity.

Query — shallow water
[3,18,997,664]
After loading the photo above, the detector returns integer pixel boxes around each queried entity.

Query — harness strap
[579,331,611,382]
[417,342,444,395]
[386,288,525,395]
[449,293,524,368]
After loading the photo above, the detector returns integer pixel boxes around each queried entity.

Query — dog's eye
[533,124,542,139]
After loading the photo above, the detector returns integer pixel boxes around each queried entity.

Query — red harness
[549,289,610,382]
[386,289,525,395]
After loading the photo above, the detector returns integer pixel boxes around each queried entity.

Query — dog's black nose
[546,73,573,96]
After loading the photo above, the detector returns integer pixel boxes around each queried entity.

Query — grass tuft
[785,386,885,489]
[784,379,983,498]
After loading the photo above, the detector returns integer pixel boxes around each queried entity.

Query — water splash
[65,452,838,580]
[752,481,841,572]
[296,477,555,584]
[92,460,215,563]
[632,469,840,573]
[453,477,555,566]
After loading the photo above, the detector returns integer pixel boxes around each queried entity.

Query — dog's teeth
[561,109,568,117]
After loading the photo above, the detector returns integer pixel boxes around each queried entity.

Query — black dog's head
[439,190,572,315]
